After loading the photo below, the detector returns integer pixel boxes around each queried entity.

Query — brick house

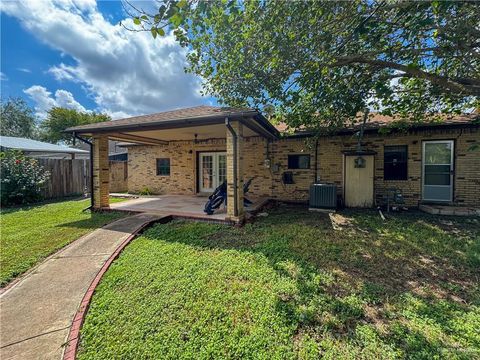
[67,106,479,222]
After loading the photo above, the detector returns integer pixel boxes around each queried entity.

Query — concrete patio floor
[109,194,268,222]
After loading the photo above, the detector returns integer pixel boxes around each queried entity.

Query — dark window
[288,154,310,169]
[156,158,170,176]
[384,146,407,180]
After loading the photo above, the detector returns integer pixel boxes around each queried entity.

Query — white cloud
[24,85,87,118]
[0,72,7,81]
[2,0,205,118]
[17,68,32,73]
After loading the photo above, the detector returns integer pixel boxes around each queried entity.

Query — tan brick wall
[226,121,244,220]
[128,138,226,195]
[92,135,109,208]
[109,161,128,193]
[126,126,479,207]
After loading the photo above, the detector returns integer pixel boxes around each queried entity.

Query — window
[384,146,407,180]
[288,154,310,169]
[156,158,170,176]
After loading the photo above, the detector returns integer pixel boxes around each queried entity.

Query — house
[66,106,479,222]
[0,136,89,159]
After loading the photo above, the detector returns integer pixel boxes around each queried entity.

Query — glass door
[199,152,227,193]
[200,154,214,192]
[422,140,454,202]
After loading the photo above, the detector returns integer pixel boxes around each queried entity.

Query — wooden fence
[38,158,90,199]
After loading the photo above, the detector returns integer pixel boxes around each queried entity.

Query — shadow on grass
[54,211,126,229]
[1,196,87,215]
[142,204,480,358]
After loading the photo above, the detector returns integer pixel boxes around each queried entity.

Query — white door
[199,152,226,193]
[344,155,374,207]
[422,140,454,202]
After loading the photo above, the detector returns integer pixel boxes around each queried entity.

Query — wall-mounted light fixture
[264,158,271,169]
[354,156,366,168]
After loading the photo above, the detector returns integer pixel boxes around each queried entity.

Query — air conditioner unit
[309,183,337,210]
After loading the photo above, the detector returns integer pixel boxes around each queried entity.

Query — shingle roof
[0,136,88,154]
[66,105,260,132]
[275,113,479,135]
[65,104,477,138]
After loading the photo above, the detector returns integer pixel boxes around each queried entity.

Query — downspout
[73,132,94,210]
[225,118,238,217]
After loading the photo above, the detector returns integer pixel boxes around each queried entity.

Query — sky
[0,0,215,120]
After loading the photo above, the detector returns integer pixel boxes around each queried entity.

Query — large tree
[0,98,38,138]
[127,0,479,130]
[40,107,110,145]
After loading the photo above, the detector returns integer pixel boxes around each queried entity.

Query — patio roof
[66,105,279,140]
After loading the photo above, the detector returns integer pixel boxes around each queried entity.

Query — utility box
[309,183,337,210]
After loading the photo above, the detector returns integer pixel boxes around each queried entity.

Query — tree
[0,98,38,138]
[126,0,479,130]
[40,107,110,145]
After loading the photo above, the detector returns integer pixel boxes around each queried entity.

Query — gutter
[73,132,94,210]
[225,118,238,217]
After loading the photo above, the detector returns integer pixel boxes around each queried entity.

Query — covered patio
[109,194,270,222]
[66,106,279,223]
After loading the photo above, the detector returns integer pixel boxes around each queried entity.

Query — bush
[0,150,50,205]
[139,187,152,196]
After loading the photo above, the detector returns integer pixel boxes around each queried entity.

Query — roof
[276,113,479,137]
[0,136,88,154]
[65,105,477,140]
[66,105,279,137]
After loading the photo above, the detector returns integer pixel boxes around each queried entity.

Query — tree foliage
[40,107,110,145]
[0,98,38,138]
[127,0,480,130]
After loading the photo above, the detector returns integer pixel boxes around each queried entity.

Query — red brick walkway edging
[62,216,170,360]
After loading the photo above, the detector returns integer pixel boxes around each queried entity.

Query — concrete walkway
[0,213,162,360]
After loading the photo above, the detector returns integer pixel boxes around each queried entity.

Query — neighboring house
[66,106,479,222]
[0,136,89,159]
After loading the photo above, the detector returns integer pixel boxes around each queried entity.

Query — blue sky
[1,0,213,120]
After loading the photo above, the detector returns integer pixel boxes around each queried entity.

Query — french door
[422,140,454,202]
[199,152,227,193]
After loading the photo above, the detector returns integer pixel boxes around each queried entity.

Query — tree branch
[330,56,480,96]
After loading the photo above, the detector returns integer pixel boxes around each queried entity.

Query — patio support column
[92,135,110,209]
[226,120,244,222]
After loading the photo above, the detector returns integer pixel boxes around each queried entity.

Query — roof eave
[282,121,478,138]
[66,110,280,139]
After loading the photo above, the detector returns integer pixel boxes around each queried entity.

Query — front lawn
[0,198,126,287]
[78,206,479,359]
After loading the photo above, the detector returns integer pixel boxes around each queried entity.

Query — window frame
[156,158,171,176]
[287,154,311,170]
[383,145,408,181]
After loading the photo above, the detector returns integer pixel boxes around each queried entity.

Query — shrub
[139,187,152,196]
[0,150,50,205]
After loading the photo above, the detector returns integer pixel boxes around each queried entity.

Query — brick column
[92,135,110,209]
[226,121,244,222]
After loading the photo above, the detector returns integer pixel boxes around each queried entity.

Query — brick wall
[109,161,128,193]
[126,126,479,207]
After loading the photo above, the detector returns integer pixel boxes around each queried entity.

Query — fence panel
[38,159,90,199]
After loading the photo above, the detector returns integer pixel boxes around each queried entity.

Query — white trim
[422,140,454,202]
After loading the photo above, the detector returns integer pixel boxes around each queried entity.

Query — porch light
[264,158,271,169]
[354,156,366,168]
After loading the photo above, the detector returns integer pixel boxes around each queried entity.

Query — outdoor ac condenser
[309,183,337,210]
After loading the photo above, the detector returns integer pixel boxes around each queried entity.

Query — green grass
[0,198,126,287]
[78,206,480,359]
